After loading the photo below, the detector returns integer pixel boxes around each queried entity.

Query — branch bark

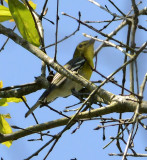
[0,97,147,143]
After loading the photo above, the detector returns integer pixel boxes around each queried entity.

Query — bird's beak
[88,37,96,44]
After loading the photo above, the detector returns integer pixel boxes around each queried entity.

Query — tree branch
[0,98,147,143]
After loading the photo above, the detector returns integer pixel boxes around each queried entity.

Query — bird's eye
[79,44,83,48]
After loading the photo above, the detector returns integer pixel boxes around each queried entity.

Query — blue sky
[0,0,147,159]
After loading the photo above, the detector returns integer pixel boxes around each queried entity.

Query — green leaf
[0,98,9,106]
[0,5,12,22]
[8,0,40,46]
[0,114,12,147]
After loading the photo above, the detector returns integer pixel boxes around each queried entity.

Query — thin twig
[122,24,131,95]
[110,153,147,157]
[84,18,122,23]
[108,0,126,17]
[44,104,71,119]
[93,69,138,97]
[44,12,81,49]
[83,33,132,58]
[89,0,125,19]
[129,0,139,93]
[42,16,54,24]
[0,25,16,52]
[138,25,147,31]
[122,122,136,160]
[62,12,134,52]
[40,0,49,20]
[54,0,59,61]
[117,23,131,153]
[25,138,55,160]
[21,97,39,125]
[99,16,116,32]
[135,60,139,94]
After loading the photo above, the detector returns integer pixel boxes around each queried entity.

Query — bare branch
[0,99,147,143]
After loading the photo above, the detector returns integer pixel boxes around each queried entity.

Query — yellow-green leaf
[28,0,37,10]
[2,113,11,119]
[20,0,37,9]
[0,114,12,147]
[0,80,3,88]
[0,98,9,106]
[0,5,12,22]
[0,96,26,106]
[8,0,40,46]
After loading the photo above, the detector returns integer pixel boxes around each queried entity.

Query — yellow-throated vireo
[25,39,95,117]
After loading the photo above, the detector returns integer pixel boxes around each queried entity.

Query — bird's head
[73,39,95,58]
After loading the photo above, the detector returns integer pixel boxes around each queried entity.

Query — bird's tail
[25,101,41,118]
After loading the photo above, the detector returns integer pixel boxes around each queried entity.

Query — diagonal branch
[0,24,113,103]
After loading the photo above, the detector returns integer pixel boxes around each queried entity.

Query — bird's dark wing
[52,57,86,87]
[67,57,86,71]
[38,57,86,102]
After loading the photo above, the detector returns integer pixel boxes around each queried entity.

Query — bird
[25,38,95,117]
